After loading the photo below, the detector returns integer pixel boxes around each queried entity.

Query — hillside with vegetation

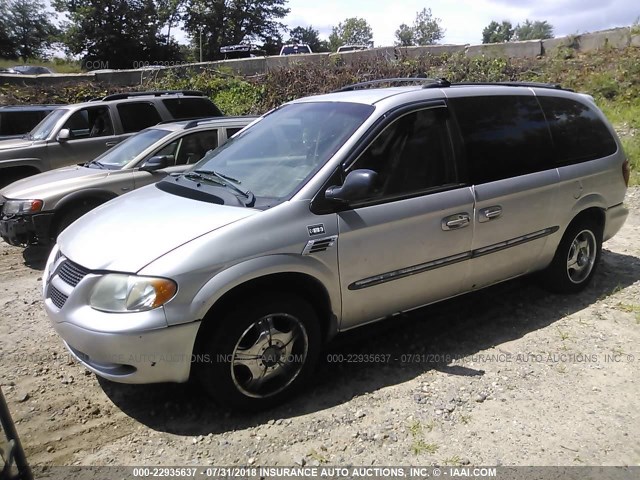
[1,45,638,183]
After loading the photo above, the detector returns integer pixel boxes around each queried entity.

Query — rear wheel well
[569,207,605,235]
[0,166,41,188]
[194,273,334,356]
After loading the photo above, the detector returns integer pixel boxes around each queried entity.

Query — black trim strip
[348,226,559,291]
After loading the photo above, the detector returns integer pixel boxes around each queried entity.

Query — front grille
[58,260,90,287]
[49,284,68,309]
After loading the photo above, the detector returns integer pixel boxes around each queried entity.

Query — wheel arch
[51,189,118,232]
[193,270,339,359]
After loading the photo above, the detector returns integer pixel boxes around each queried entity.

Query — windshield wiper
[184,170,255,206]
[85,159,106,169]
[194,169,241,184]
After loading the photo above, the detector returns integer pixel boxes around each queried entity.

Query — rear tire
[541,218,602,293]
[197,293,321,411]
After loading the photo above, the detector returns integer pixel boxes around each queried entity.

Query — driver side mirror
[140,155,172,172]
[57,129,71,143]
[325,169,378,203]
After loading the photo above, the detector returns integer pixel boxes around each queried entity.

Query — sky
[283,0,639,46]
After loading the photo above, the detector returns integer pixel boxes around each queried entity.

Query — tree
[514,19,554,41]
[328,17,373,51]
[394,8,444,47]
[395,23,414,47]
[412,8,444,45]
[482,20,514,43]
[156,0,185,45]
[0,1,16,58]
[3,0,58,59]
[183,0,289,60]
[287,26,330,52]
[54,0,181,69]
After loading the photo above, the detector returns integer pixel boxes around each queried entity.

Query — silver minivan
[42,80,629,410]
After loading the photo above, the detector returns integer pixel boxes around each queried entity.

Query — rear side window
[162,98,222,119]
[0,111,48,135]
[538,96,617,165]
[117,102,162,133]
[450,95,553,184]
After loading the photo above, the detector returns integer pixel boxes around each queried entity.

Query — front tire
[198,293,321,411]
[542,218,602,293]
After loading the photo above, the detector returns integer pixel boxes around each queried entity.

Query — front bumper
[0,212,54,246]
[49,318,201,384]
[42,251,202,384]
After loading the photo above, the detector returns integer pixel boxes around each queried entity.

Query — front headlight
[89,274,177,313]
[2,199,43,216]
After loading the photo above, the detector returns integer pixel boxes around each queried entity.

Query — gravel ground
[0,188,639,469]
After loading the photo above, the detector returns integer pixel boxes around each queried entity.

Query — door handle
[105,141,118,147]
[478,206,502,223]
[442,213,470,231]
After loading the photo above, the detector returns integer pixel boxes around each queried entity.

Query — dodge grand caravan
[42,79,629,410]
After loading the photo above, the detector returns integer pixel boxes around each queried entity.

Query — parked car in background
[11,65,55,75]
[0,105,61,140]
[42,79,628,411]
[220,44,266,59]
[336,45,369,53]
[279,44,312,55]
[0,116,255,246]
[0,90,222,188]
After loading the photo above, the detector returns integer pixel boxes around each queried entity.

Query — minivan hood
[58,185,258,272]
[0,137,34,151]
[0,166,108,200]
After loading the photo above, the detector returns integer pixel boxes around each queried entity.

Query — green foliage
[515,19,554,40]
[183,0,289,60]
[395,9,445,46]
[287,26,329,53]
[482,20,514,44]
[395,24,414,47]
[148,69,264,115]
[412,8,445,46]
[328,17,374,51]
[1,0,59,59]
[53,0,183,69]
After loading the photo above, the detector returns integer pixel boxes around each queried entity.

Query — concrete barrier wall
[0,26,636,87]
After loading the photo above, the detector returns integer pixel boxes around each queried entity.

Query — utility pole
[199,26,203,62]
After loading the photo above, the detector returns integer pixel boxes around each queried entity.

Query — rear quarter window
[117,102,163,133]
[162,98,222,119]
[537,96,618,165]
[0,110,49,135]
[450,95,554,184]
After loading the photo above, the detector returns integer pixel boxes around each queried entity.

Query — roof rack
[453,81,572,91]
[337,77,451,92]
[100,90,205,101]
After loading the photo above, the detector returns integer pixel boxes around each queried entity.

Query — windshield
[93,128,171,169]
[29,108,67,140]
[191,102,374,200]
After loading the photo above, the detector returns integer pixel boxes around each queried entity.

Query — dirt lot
[1,188,639,469]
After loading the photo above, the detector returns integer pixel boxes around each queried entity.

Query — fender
[54,188,119,212]
[0,158,43,172]
[161,254,342,331]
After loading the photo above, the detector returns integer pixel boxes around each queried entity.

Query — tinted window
[450,96,553,184]
[162,98,222,119]
[117,102,162,133]
[349,108,457,198]
[155,130,219,165]
[63,106,113,139]
[538,96,617,165]
[0,111,48,136]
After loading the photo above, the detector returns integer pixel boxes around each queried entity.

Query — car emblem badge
[307,224,325,236]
